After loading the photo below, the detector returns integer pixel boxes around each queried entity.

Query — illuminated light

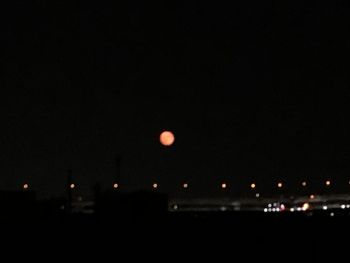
[173,205,178,210]
[297,207,302,212]
[272,208,276,212]
[268,208,272,212]
[280,204,286,211]
[250,183,256,189]
[221,183,227,189]
[264,208,268,213]
[152,183,158,189]
[346,205,350,209]
[70,184,75,189]
[341,205,346,209]
[255,193,260,198]
[302,203,310,211]
[325,180,331,186]
[277,182,283,188]
[113,183,119,189]
[290,208,295,212]
[268,204,272,208]
[310,195,315,200]
[77,196,83,202]
[276,208,280,212]
[160,131,175,146]
[330,212,335,217]
[302,181,307,187]
[323,206,328,210]
[23,184,29,190]
[183,183,189,189]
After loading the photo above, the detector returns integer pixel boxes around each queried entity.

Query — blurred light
[290,208,295,212]
[221,183,227,189]
[183,183,189,189]
[23,184,29,190]
[346,205,350,209]
[302,181,307,187]
[302,203,310,211]
[160,131,175,146]
[153,183,158,189]
[297,207,302,212]
[310,195,315,200]
[113,183,119,189]
[277,182,283,188]
[255,193,260,198]
[264,208,268,213]
[173,205,178,210]
[70,184,75,189]
[330,212,335,217]
[276,208,280,212]
[325,180,331,186]
[272,208,276,212]
[77,196,83,202]
[280,204,286,211]
[250,183,256,189]
[323,206,328,210]
[268,204,272,208]
[341,205,346,209]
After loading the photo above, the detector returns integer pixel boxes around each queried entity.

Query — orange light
[160,131,175,146]
[153,183,158,189]
[221,183,227,189]
[23,184,29,190]
[183,183,189,189]
[113,183,119,189]
[250,183,256,189]
[70,184,75,189]
[277,182,283,188]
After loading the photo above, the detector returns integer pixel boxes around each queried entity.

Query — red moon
[160,131,175,146]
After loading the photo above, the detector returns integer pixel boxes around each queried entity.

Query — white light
[302,203,310,211]
[272,208,276,212]
[173,205,178,210]
[297,207,302,212]
[255,193,260,198]
[276,208,280,212]
[264,208,268,213]
[341,205,346,209]
[330,212,335,217]
[268,204,272,208]
[268,208,272,212]
[323,206,328,210]
[346,205,350,209]
[290,208,295,212]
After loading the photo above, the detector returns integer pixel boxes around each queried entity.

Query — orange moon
[160,131,175,146]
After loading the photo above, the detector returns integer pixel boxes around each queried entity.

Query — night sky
[2,1,350,198]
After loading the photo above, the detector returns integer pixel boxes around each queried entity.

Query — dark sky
[2,1,350,197]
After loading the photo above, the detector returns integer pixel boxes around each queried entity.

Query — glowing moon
[160,131,175,146]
